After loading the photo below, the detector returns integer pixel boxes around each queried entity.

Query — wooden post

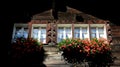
[28,22,32,38]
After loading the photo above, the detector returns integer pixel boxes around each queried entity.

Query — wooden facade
[13,7,120,51]
[27,7,113,45]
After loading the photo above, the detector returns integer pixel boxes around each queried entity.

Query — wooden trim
[28,22,32,38]
[72,23,74,39]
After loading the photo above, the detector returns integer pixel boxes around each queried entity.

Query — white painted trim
[32,24,47,27]
[104,25,107,39]
[12,23,29,42]
[57,24,72,43]
[57,24,72,27]
[74,24,89,27]
[90,24,107,39]
[90,24,105,27]
[31,24,47,43]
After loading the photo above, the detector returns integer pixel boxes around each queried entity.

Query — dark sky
[2,0,120,25]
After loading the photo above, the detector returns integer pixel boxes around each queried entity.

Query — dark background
[2,0,120,48]
[2,0,120,24]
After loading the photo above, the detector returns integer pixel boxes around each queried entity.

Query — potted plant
[58,38,86,66]
[83,38,114,67]
[9,37,46,66]
[58,38,114,67]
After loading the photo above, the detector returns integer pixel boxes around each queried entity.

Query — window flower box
[58,38,114,67]
[9,37,46,66]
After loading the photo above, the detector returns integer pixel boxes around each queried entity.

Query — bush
[58,38,114,66]
[9,37,46,66]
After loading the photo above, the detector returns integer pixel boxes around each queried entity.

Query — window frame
[57,24,72,43]
[12,23,29,42]
[90,24,107,39]
[74,24,89,39]
[31,24,47,43]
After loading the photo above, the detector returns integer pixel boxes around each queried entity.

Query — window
[57,24,72,42]
[12,24,29,42]
[32,24,46,43]
[90,24,106,39]
[74,24,89,39]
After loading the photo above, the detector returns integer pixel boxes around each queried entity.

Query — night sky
[1,0,120,46]
[2,0,120,24]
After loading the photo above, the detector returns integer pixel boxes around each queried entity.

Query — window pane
[99,33,104,38]
[15,27,22,38]
[91,33,96,38]
[40,27,46,43]
[66,27,71,33]
[23,28,28,38]
[91,27,96,33]
[33,27,39,39]
[58,27,64,42]
[82,33,87,39]
[74,27,80,33]
[65,27,71,38]
[82,27,87,33]
[74,27,80,38]
[58,27,64,33]
[41,27,46,34]
[98,27,104,33]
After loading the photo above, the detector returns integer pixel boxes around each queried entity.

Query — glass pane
[57,34,64,42]
[74,27,80,38]
[74,33,80,38]
[91,33,96,38]
[66,27,71,33]
[41,27,46,34]
[98,27,104,33]
[99,33,104,38]
[82,33,87,39]
[82,27,87,33]
[65,27,71,38]
[58,27,64,33]
[91,27,96,33]
[40,27,46,43]
[74,27,80,33]
[23,28,28,38]
[15,27,22,38]
[33,28,39,39]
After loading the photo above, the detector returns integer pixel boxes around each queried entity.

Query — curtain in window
[98,27,104,38]
[57,27,64,42]
[23,28,28,38]
[33,27,39,39]
[65,27,71,38]
[82,27,87,39]
[15,27,23,38]
[40,27,46,43]
[74,27,80,38]
[15,27,28,38]
[91,27,96,38]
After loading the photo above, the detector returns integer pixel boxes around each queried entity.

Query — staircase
[43,45,120,67]
[43,45,71,67]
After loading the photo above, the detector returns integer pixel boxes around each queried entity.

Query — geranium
[84,38,113,67]
[9,37,46,66]
[58,38,114,66]
[58,38,86,64]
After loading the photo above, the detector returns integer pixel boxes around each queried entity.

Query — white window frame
[57,24,72,43]
[31,24,47,43]
[90,24,107,39]
[74,24,89,39]
[12,23,29,42]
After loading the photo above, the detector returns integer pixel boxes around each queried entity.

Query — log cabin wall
[111,25,120,52]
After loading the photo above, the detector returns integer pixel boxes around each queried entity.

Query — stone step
[43,51,71,67]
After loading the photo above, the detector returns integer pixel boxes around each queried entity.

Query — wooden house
[12,7,120,52]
